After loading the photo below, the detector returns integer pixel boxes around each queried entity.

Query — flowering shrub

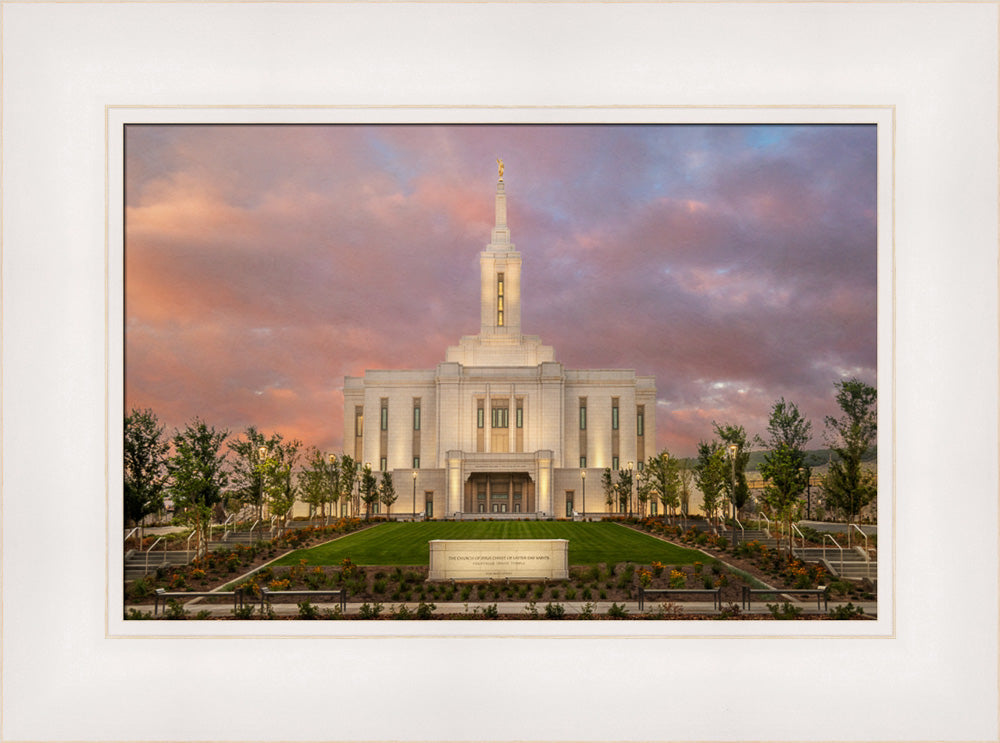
[268,578,291,591]
[169,573,187,589]
[668,569,686,589]
[637,569,653,587]
[189,568,206,581]
[651,561,665,577]
[693,561,703,575]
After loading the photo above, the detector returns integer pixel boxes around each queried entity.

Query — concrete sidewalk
[130,598,877,619]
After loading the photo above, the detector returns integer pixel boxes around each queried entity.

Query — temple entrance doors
[464,473,533,513]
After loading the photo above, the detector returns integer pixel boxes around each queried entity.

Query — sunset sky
[124,123,877,457]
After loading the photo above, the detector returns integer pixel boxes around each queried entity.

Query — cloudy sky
[124,123,876,457]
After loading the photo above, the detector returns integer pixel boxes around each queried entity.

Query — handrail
[186,532,197,561]
[223,514,235,538]
[249,519,260,541]
[849,524,871,579]
[733,516,744,543]
[792,523,806,553]
[757,513,771,537]
[822,533,845,577]
[270,515,278,538]
[124,527,139,547]
[145,536,164,574]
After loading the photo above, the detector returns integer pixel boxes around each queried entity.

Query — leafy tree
[616,468,634,517]
[602,468,616,514]
[228,427,278,520]
[298,449,340,521]
[359,464,379,519]
[260,433,302,526]
[168,419,229,556]
[641,451,681,522]
[340,455,359,518]
[713,423,754,517]
[822,379,878,533]
[678,460,693,517]
[694,442,727,525]
[258,439,301,529]
[758,398,812,551]
[124,408,170,539]
[379,472,398,519]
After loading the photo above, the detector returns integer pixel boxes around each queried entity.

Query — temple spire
[490,162,511,248]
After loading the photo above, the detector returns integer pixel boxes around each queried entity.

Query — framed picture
[3,2,996,741]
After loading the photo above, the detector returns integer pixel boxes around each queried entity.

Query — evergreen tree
[360,464,379,519]
[379,472,398,519]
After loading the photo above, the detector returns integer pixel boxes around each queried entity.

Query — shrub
[125,608,152,620]
[693,561,703,575]
[599,589,607,600]
[651,561,665,577]
[358,602,383,619]
[668,570,686,589]
[702,575,715,589]
[373,579,388,594]
[415,601,436,619]
[130,578,152,600]
[578,603,595,620]
[607,602,629,619]
[231,605,255,619]
[164,599,187,620]
[565,587,577,600]
[391,604,414,620]
[524,601,539,618]
[169,573,187,590]
[829,603,866,620]
[194,610,212,620]
[544,602,566,619]
[766,601,803,619]
[550,589,560,600]
[719,602,742,619]
[581,587,592,600]
[482,603,499,619]
[298,601,319,620]
[460,585,472,601]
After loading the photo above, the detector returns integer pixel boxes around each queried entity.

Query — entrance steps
[125,549,192,580]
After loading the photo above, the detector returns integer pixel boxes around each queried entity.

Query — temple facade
[342,166,656,518]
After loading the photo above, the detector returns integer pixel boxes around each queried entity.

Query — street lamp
[257,446,268,523]
[581,469,586,521]
[626,461,634,519]
[412,470,417,521]
[727,444,738,547]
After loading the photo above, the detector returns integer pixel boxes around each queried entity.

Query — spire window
[497,273,505,327]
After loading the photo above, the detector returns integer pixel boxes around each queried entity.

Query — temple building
[342,164,656,518]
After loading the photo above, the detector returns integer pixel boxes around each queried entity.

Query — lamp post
[364,462,371,518]
[412,471,417,521]
[727,444,738,547]
[581,469,586,521]
[257,445,268,523]
[626,461,634,519]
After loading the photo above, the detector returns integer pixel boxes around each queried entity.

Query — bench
[260,587,347,612]
[638,586,723,611]
[742,585,828,611]
[153,587,245,615]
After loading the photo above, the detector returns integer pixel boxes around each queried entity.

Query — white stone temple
[342,165,656,518]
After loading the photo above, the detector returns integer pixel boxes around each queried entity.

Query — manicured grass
[272,521,703,566]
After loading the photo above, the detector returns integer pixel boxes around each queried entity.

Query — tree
[758,398,812,551]
[228,427,276,520]
[822,379,878,534]
[379,472,398,519]
[602,468,616,515]
[616,468,634,516]
[340,455,359,518]
[298,449,340,521]
[713,422,753,517]
[694,442,727,525]
[359,464,379,519]
[258,438,301,530]
[678,460,693,518]
[168,419,229,557]
[124,408,170,540]
[640,451,681,522]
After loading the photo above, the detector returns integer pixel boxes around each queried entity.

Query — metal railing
[792,523,806,554]
[733,516,745,543]
[186,532,197,561]
[124,527,139,549]
[145,536,165,574]
[849,524,871,579]
[249,519,260,542]
[822,533,845,577]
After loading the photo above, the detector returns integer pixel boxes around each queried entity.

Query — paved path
[132,598,877,619]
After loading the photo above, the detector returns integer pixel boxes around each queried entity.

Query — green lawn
[272,521,704,566]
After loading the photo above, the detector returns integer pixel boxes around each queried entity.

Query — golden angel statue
[497,157,504,179]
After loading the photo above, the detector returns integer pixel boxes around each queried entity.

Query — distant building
[342,168,656,518]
